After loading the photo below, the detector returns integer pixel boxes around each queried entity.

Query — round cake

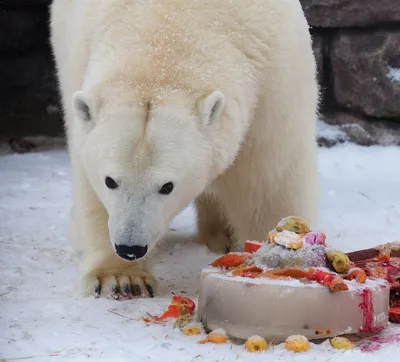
[198,217,391,342]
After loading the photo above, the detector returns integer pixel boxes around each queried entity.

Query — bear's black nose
[115,244,148,261]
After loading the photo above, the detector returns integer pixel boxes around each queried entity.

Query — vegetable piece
[231,266,263,278]
[262,268,312,279]
[244,335,268,352]
[284,335,310,352]
[345,268,367,283]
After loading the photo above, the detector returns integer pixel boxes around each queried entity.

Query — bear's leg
[70,158,157,299]
[220,164,318,252]
[215,116,318,252]
[195,193,233,254]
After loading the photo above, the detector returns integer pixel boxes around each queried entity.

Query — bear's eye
[105,176,119,190]
[159,182,174,195]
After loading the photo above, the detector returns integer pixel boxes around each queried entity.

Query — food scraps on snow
[143,295,195,323]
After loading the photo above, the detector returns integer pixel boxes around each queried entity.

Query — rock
[0,9,49,54]
[312,34,324,89]
[300,0,400,28]
[317,119,349,148]
[0,0,63,137]
[0,51,63,137]
[331,31,400,119]
[319,113,400,147]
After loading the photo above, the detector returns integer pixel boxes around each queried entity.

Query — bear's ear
[198,90,225,127]
[72,90,92,122]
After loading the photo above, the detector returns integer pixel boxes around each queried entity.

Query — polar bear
[50,0,319,299]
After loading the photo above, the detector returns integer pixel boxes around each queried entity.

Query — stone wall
[301,0,400,145]
[0,0,63,138]
[1,0,399,145]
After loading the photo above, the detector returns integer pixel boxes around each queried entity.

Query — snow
[317,119,349,143]
[1,143,400,361]
[387,66,400,83]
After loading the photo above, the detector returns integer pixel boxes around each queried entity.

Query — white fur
[50,0,319,298]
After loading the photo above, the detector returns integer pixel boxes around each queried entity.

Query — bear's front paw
[198,232,234,254]
[81,262,158,300]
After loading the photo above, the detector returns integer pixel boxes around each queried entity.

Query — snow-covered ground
[1,143,399,361]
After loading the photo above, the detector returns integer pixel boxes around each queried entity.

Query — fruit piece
[182,322,203,336]
[304,232,327,246]
[308,269,348,291]
[144,296,195,323]
[269,230,304,250]
[345,268,367,283]
[244,335,268,352]
[168,295,195,316]
[198,328,228,344]
[276,216,310,234]
[244,240,263,253]
[143,305,181,323]
[284,335,310,352]
[330,336,353,350]
[326,249,351,274]
[210,253,250,269]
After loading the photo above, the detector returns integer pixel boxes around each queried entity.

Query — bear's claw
[83,271,157,300]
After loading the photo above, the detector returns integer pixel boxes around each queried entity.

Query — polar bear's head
[72,88,232,261]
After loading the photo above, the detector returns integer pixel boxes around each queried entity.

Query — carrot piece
[210,253,250,269]
[263,268,312,279]
[345,268,367,283]
[231,266,263,278]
